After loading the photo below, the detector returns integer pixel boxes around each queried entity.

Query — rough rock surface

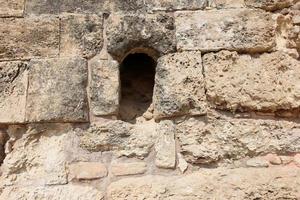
[0,0,24,17]
[245,0,296,11]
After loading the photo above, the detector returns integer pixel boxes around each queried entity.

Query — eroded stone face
[204,51,300,113]
[153,51,206,119]
[147,0,207,11]
[106,13,176,60]
[175,9,275,53]
[0,17,59,60]
[25,0,60,15]
[245,0,296,11]
[26,58,88,123]
[0,0,24,17]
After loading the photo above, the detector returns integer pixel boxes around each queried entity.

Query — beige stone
[25,0,60,15]
[175,9,275,52]
[208,0,245,8]
[177,153,188,173]
[68,162,107,180]
[26,57,88,123]
[111,162,147,176]
[294,154,300,166]
[107,167,300,199]
[60,14,103,59]
[153,51,206,119]
[204,51,300,113]
[0,0,24,17]
[155,121,176,169]
[147,0,207,11]
[0,61,28,123]
[245,0,295,11]
[0,17,59,61]
[246,157,269,168]
[265,153,282,165]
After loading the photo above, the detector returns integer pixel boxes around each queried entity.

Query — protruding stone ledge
[0,17,59,61]
[0,0,24,17]
[175,9,275,53]
[26,57,89,123]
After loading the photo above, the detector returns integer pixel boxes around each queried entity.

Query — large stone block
[0,0,24,17]
[60,14,103,59]
[0,17,59,61]
[25,0,60,15]
[175,9,275,53]
[153,51,206,119]
[107,168,300,199]
[203,51,300,113]
[245,0,296,11]
[176,115,300,164]
[106,13,176,60]
[0,61,28,123]
[90,57,120,116]
[26,58,88,123]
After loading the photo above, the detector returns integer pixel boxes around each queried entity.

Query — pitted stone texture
[68,162,107,180]
[107,167,300,199]
[245,0,296,11]
[0,0,24,17]
[175,9,275,53]
[176,115,300,164]
[204,51,300,113]
[0,124,72,187]
[26,58,88,123]
[0,61,28,123]
[147,0,207,11]
[79,120,157,158]
[0,184,104,200]
[25,0,60,15]
[106,13,176,60]
[208,0,245,8]
[111,162,147,176]
[60,14,103,59]
[90,57,120,116]
[155,120,176,169]
[153,51,206,119]
[0,17,59,61]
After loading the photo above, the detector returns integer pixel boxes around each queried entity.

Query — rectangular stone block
[60,14,103,59]
[25,0,60,15]
[90,57,120,116]
[26,58,88,122]
[175,9,275,53]
[153,51,206,119]
[68,162,107,180]
[147,0,207,11]
[0,0,24,17]
[0,61,28,123]
[111,162,147,176]
[245,0,295,11]
[0,17,59,61]
[203,51,300,113]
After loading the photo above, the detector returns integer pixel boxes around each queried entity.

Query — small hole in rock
[119,53,156,123]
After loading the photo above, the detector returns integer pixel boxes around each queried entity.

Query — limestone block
[0,184,104,200]
[25,0,60,14]
[153,51,206,119]
[175,9,275,53]
[68,162,107,180]
[111,162,147,176]
[176,116,300,164]
[147,0,207,11]
[246,157,269,168]
[107,168,300,199]
[80,120,157,158]
[245,0,296,11]
[26,58,88,123]
[203,51,300,113]
[155,121,176,169]
[0,17,59,61]
[90,57,120,116]
[208,0,245,8]
[106,13,176,60]
[0,0,24,17]
[0,61,28,123]
[60,14,103,59]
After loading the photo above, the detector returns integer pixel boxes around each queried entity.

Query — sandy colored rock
[293,154,300,166]
[60,14,103,59]
[90,57,120,116]
[0,184,104,200]
[246,157,269,168]
[155,121,176,169]
[208,0,245,8]
[111,162,147,176]
[0,0,24,17]
[204,51,300,113]
[147,0,207,11]
[0,61,28,123]
[25,0,60,14]
[265,153,282,165]
[175,9,275,52]
[176,115,300,164]
[108,167,300,199]
[245,0,296,11]
[106,13,176,60]
[26,58,88,123]
[0,17,59,61]
[177,153,188,173]
[153,51,206,119]
[68,162,107,180]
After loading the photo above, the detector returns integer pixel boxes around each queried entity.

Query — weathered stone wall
[0,0,300,199]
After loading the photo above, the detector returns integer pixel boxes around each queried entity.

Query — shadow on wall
[119,53,156,123]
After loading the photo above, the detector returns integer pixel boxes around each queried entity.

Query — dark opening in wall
[119,53,156,123]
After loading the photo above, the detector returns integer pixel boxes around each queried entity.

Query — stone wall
[0,0,300,199]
